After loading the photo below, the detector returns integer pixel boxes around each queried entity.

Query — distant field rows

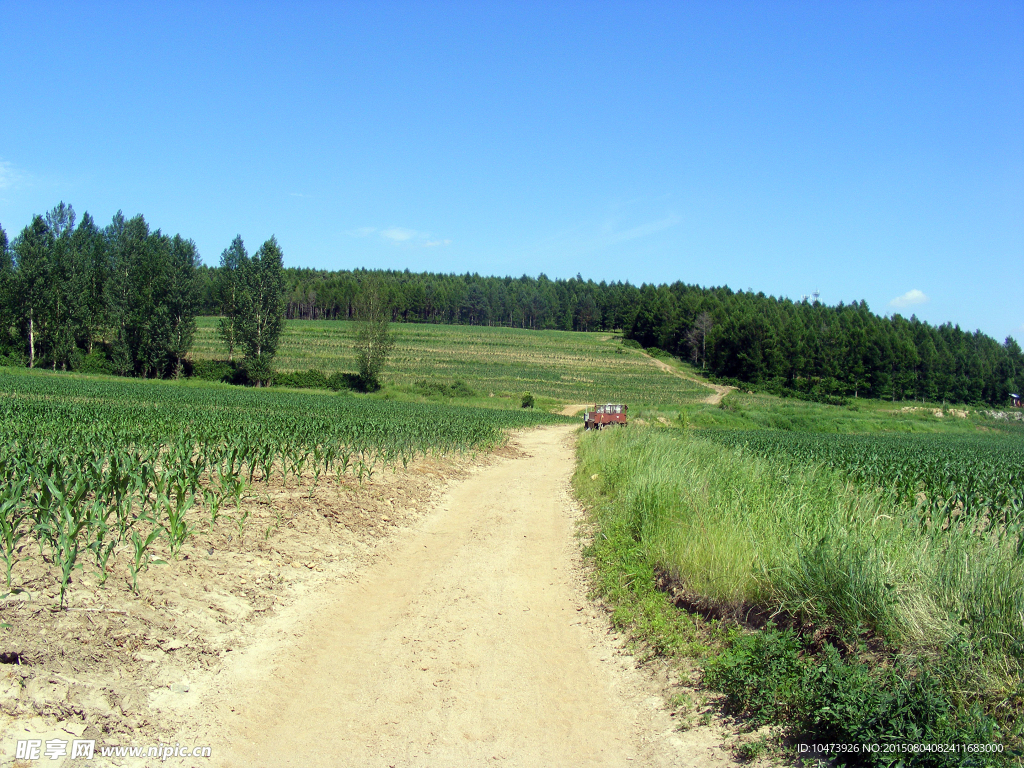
[192,317,709,405]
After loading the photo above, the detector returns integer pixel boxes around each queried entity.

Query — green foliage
[237,236,285,385]
[189,358,239,383]
[0,367,572,604]
[704,628,805,725]
[574,425,1023,751]
[192,318,710,406]
[699,430,1024,537]
[0,350,27,368]
[412,379,476,398]
[216,235,247,361]
[705,628,1009,766]
[521,392,534,408]
[78,349,113,375]
[274,369,330,390]
[352,279,395,391]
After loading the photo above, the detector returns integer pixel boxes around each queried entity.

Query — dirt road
[194,426,729,767]
[642,355,735,405]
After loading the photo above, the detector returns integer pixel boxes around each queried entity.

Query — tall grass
[576,427,1024,689]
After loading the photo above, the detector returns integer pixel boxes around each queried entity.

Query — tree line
[262,267,1022,406]
[2,204,1020,405]
[0,203,284,383]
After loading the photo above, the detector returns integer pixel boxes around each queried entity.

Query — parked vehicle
[584,403,628,430]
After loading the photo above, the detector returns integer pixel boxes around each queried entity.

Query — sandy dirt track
[642,356,735,405]
[188,425,734,768]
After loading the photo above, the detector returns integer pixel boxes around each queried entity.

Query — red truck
[584,403,628,430]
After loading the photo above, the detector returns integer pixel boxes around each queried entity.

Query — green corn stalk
[127,527,165,594]
[203,487,224,527]
[0,480,30,591]
[38,484,89,610]
[86,499,118,586]
[163,482,197,558]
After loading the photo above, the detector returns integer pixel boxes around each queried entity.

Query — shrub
[0,350,27,368]
[704,628,1008,766]
[413,379,477,398]
[274,369,329,390]
[521,392,535,409]
[79,350,112,374]
[190,359,240,383]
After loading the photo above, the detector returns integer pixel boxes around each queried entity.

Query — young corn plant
[203,487,224,527]
[163,482,197,558]
[37,479,90,609]
[127,526,165,594]
[86,499,118,586]
[0,480,30,592]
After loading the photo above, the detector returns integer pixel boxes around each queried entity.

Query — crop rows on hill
[192,318,709,405]
[0,370,569,605]
[699,429,1024,538]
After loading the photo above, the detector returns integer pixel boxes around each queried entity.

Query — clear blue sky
[2,1,1021,341]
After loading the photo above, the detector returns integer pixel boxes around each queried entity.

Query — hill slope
[192,317,711,405]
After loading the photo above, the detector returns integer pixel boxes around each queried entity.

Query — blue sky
[1,1,1021,341]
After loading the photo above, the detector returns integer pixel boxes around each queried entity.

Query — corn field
[0,369,570,605]
[700,429,1024,545]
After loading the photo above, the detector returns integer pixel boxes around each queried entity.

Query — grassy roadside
[573,425,1022,766]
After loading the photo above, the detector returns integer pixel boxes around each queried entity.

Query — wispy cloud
[530,207,682,258]
[288,192,308,198]
[348,226,451,247]
[347,226,378,238]
[605,214,681,245]
[380,227,417,242]
[889,289,929,308]
[0,159,21,190]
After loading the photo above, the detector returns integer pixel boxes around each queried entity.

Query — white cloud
[348,226,451,247]
[0,160,20,190]
[380,227,417,242]
[607,214,681,245]
[889,289,929,308]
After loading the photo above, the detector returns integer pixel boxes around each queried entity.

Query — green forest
[1,202,1020,406]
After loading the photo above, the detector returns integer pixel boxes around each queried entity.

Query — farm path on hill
[641,353,736,405]
[188,425,740,768]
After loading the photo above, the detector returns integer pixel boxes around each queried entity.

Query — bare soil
[558,403,590,416]
[642,355,735,405]
[1,427,763,767]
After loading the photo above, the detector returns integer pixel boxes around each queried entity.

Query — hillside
[191,317,711,406]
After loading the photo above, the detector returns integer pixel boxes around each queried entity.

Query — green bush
[0,350,27,368]
[704,627,806,725]
[189,359,240,383]
[521,392,535,408]
[413,379,477,398]
[78,350,113,375]
[274,369,328,390]
[704,628,1008,766]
